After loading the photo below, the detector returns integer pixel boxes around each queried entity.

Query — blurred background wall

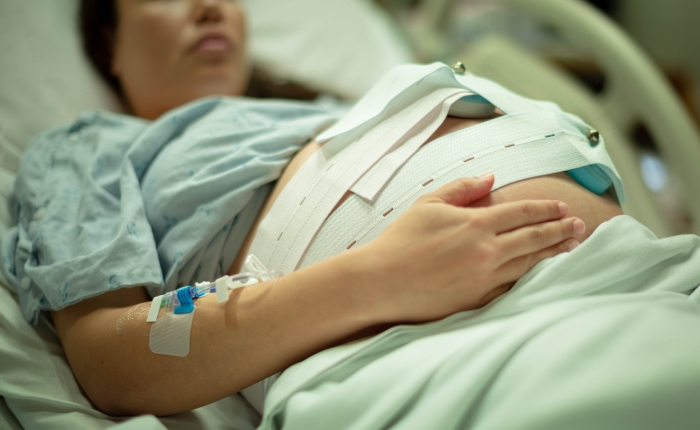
[617,0,700,120]
[372,0,700,233]
[376,0,699,122]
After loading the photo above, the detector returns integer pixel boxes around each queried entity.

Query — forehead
[113,0,246,21]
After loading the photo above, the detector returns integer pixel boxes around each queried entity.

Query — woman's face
[112,0,250,119]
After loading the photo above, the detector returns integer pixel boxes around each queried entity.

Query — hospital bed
[1,0,699,428]
[396,0,700,237]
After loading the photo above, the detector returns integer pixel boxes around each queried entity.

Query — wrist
[288,246,393,330]
[332,243,398,325]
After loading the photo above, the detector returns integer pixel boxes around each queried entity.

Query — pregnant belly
[229,116,623,274]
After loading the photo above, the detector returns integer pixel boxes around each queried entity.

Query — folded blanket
[260,215,700,429]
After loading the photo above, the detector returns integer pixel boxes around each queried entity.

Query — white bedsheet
[0,278,261,429]
[259,215,700,429]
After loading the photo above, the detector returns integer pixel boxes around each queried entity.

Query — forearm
[55,249,384,417]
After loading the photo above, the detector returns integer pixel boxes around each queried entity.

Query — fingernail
[568,240,580,251]
[558,203,568,216]
[478,172,494,182]
[573,219,585,236]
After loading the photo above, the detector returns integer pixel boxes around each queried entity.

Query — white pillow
[0,0,122,269]
[0,0,121,160]
[0,0,413,167]
[243,0,414,100]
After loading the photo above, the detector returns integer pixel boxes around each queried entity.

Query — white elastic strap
[252,64,461,264]
[258,87,468,273]
[350,91,468,201]
[249,143,333,267]
[455,73,556,115]
[251,63,623,275]
[317,62,448,144]
[301,121,593,268]
[146,295,163,323]
[316,64,552,152]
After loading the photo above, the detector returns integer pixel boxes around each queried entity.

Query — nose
[194,0,223,24]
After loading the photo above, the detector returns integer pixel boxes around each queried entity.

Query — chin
[187,77,246,99]
[190,65,249,97]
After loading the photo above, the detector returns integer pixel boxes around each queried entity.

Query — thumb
[428,173,494,207]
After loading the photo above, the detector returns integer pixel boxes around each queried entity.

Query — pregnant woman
[1,0,621,417]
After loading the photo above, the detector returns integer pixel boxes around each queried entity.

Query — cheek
[116,5,189,72]
[226,3,248,46]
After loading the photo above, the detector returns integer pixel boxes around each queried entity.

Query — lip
[190,32,233,56]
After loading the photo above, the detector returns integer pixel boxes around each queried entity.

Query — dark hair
[79,0,321,101]
[79,0,122,96]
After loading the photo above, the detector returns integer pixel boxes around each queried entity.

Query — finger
[495,238,580,285]
[483,200,569,232]
[421,173,495,207]
[497,217,585,263]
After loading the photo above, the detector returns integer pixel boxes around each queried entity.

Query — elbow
[80,369,155,417]
[91,394,135,418]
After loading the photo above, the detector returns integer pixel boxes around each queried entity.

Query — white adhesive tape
[149,309,195,357]
[216,277,228,303]
[146,295,163,323]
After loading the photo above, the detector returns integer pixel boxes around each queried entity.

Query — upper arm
[51,287,150,356]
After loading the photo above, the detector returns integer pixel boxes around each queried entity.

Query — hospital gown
[0,97,343,324]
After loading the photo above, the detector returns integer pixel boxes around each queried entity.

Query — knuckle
[524,253,536,271]
[415,194,430,204]
[456,178,473,193]
[529,248,553,270]
[468,214,487,229]
[560,240,572,252]
[520,202,537,218]
[529,226,547,246]
[478,243,498,263]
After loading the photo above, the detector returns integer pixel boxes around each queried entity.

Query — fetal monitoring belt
[249,62,624,275]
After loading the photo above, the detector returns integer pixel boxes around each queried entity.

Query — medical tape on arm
[115,255,281,357]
